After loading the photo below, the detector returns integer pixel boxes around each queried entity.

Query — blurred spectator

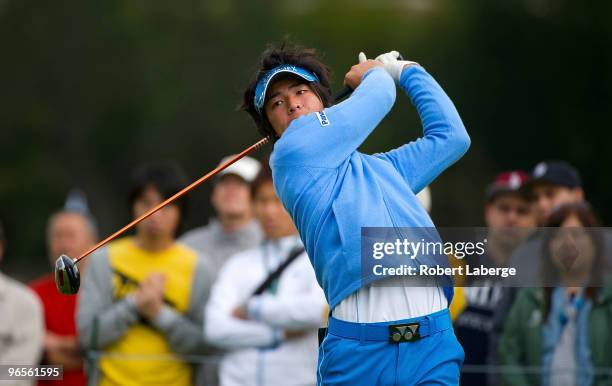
[527,160,584,226]
[77,163,212,386]
[181,155,263,276]
[499,202,612,386]
[30,204,98,386]
[509,161,588,283]
[454,171,536,385]
[0,220,45,386]
[204,164,326,386]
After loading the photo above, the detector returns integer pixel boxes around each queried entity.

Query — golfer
[242,43,470,385]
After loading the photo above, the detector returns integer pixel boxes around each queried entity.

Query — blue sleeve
[375,66,470,193]
[272,67,396,168]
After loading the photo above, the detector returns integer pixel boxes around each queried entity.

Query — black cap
[526,160,582,191]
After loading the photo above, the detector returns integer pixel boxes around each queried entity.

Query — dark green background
[1,0,610,279]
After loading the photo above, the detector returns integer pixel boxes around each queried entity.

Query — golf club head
[55,254,80,295]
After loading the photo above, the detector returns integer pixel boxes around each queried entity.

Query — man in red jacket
[30,209,97,386]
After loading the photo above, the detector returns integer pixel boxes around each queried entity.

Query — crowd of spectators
[1,158,609,386]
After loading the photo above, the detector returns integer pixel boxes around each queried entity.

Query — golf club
[54,136,270,294]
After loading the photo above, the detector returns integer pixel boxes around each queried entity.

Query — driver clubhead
[55,254,80,295]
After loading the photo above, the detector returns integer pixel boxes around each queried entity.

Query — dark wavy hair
[541,202,605,318]
[241,41,333,141]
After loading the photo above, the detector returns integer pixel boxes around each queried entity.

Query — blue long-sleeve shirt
[270,66,470,309]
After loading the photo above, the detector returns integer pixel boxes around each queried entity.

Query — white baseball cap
[217,155,261,183]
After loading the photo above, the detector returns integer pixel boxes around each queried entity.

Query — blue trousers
[317,308,464,386]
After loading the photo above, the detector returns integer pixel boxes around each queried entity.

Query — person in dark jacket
[499,202,612,386]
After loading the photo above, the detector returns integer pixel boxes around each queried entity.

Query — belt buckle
[388,322,420,343]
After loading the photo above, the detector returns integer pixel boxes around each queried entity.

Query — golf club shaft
[74,136,271,263]
[74,78,353,264]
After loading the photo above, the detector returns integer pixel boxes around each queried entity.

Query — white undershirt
[332,276,447,323]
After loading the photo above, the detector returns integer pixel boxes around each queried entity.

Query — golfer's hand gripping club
[334,51,409,101]
[374,50,419,83]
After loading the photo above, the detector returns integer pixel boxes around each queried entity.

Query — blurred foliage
[1,0,610,279]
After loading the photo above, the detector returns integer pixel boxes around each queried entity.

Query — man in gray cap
[181,155,263,276]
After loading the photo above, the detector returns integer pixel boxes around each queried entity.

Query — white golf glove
[374,51,420,83]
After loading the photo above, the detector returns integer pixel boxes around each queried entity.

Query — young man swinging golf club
[242,43,470,385]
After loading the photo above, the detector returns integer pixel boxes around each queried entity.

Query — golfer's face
[265,77,324,137]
